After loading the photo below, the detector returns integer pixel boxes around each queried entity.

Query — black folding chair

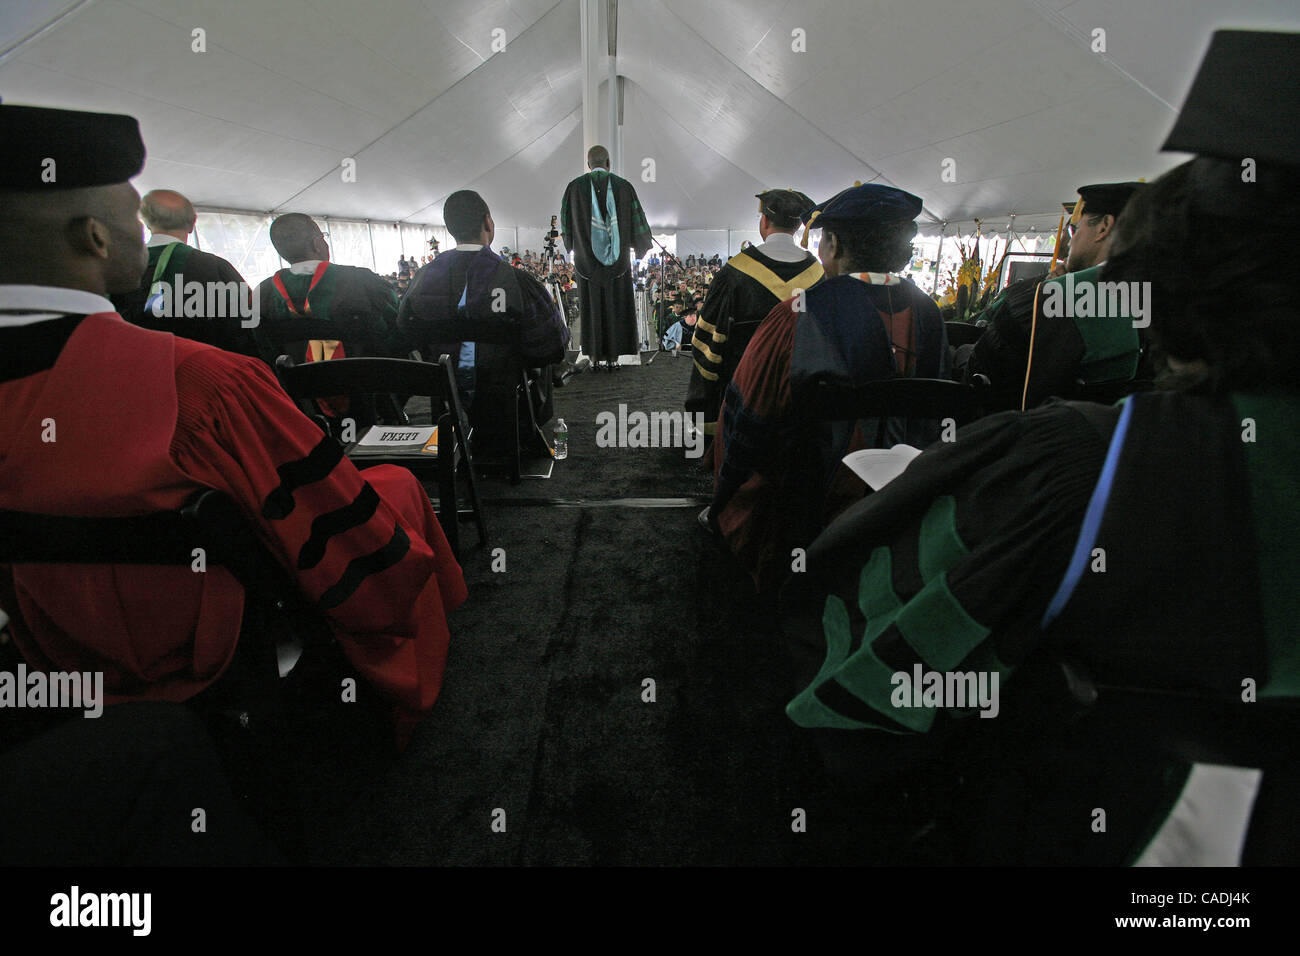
[944,321,983,348]
[800,376,990,445]
[508,365,554,483]
[1022,658,1300,865]
[275,354,487,557]
[0,489,330,735]
[413,342,554,487]
[469,356,554,486]
[1073,377,1156,405]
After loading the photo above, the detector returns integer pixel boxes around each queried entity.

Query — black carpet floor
[253,355,930,865]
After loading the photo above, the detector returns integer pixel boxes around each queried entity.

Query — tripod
[645,235,690,365]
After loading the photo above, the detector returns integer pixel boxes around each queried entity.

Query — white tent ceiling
[3,0,1297,235]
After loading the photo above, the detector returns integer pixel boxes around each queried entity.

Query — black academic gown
[398,248,566,455]
[685,245,823,434]
[111,241,260,357]
[781,386,1300,863]
[252,262,403,366]
[561,170,653,361]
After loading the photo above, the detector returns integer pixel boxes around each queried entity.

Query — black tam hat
[804,183,923,231]
[0,103,145,190]
[1075,182,1145,219]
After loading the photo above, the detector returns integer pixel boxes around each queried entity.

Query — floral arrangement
[938,220,1014,320]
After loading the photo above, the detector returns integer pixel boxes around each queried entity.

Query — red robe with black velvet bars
[0,312,466,739]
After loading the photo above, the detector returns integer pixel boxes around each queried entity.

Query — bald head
[0,182,146,294]
[140,189,196,238]
[269,213,328,264]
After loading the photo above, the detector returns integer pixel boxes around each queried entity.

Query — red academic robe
[0,312,466,743]
[711,298,802,589]
[711,275,948,589]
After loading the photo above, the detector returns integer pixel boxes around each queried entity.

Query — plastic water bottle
[553,418,568,460]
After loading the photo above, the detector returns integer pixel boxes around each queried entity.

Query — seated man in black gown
[962,181,1147,410]
[398,190,569,457]
[253,213,405,367]
[110,188,260,357]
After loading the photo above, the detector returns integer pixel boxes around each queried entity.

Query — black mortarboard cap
[756,189,816,228]
[803,183,923,231]
[0,103,145,190]
[1075,182,1145,219]
[1160,30,1298,219]
[1161,30,1299,167]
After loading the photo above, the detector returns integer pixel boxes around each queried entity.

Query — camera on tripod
[541,214,563,276]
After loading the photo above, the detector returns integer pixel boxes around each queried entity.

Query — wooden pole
[1049,213,1065,272]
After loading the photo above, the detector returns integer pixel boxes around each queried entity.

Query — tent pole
[608,62,617,173]
[934,223,946,296]
[1002,215,1015,288]
[580,0,601,159]
[607,1,618,174]
[616,75,625,178]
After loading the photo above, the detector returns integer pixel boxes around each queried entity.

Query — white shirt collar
[147,233,186,247]
[846,272,902,286]
[288,259,327,274]
[455,243,484,252]
[0,285,116,327]
[755,231,808,263]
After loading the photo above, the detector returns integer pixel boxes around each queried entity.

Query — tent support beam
[608,1,620,174]
[608,58,618,174]
[934,224,946,296]
[580,0,602,161]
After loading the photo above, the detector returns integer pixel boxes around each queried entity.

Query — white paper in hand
[841,444,922,490]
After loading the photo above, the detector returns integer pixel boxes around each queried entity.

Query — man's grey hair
[140,189,197,233]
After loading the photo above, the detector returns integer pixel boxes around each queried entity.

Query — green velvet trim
[791,496,986,731]
[896,574,990,672]
[786,594,870,729]
[1232,391,1300,697]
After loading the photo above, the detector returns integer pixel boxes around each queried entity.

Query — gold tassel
[801,183,859,248]
[801,209,821,249]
